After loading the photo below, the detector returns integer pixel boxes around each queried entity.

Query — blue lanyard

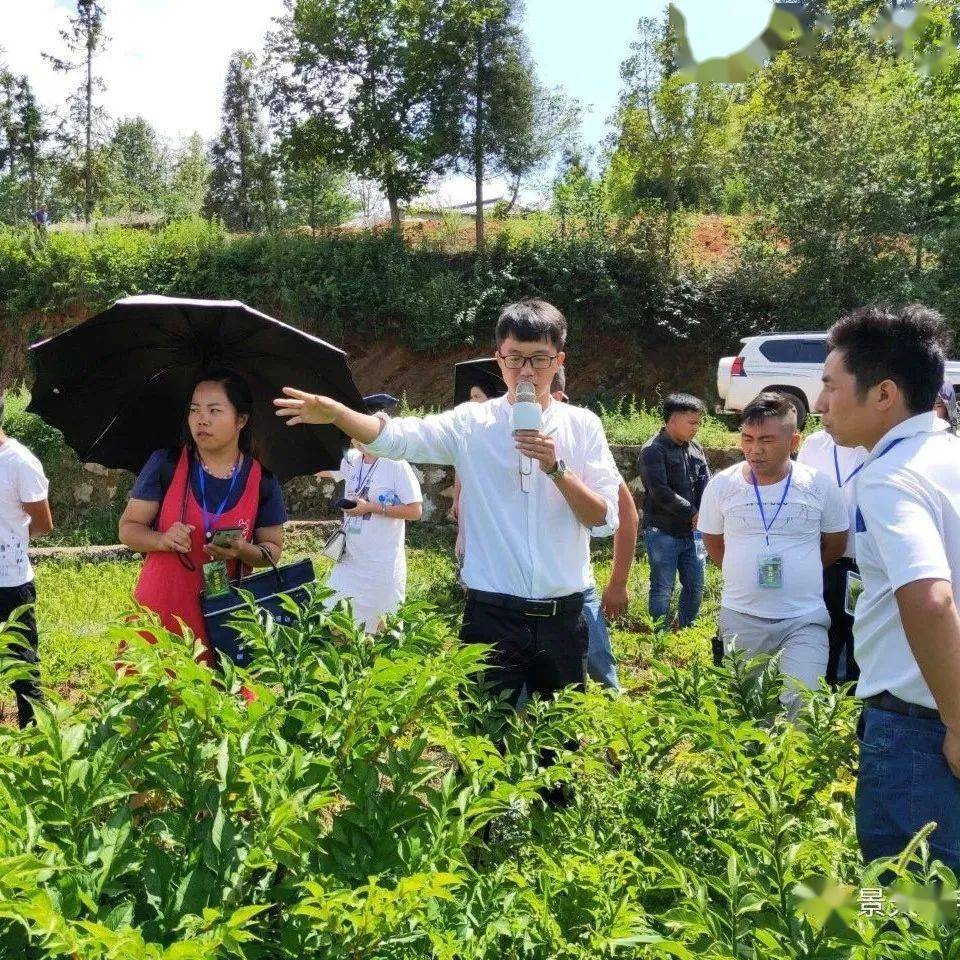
[854,437,905,533]
[196,455,242,540]
[751,466,792,546]
[833,444,865,488]
[353,456,379,495]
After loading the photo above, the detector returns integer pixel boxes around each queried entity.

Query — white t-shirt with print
[697,460,848,619]
[797,429,867,559]
[329,450,423,599]
[0,437,49,587]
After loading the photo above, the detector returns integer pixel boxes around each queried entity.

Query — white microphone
[512,379,541,493]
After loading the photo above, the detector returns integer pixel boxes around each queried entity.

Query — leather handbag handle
[232,543,281,586]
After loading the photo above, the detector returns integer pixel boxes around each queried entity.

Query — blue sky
[525,0,776,151]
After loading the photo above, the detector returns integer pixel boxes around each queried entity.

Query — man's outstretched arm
[276,387,459,465]
[275,389,383,443]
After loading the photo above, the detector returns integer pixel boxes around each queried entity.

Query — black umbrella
[28,295,366,481]
[453,358,507,406]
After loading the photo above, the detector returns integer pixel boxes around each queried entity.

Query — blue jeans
[583,585,620,691]
[644,528,706,628]
[856,706,960,871]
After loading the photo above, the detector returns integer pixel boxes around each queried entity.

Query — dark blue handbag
[201,546,315,668]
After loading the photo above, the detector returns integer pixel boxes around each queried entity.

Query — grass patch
[597,399,738,448]
[3,524,722,717]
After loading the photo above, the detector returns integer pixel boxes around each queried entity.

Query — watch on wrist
[546,458,567,481]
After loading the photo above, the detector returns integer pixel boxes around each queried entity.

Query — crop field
[0,528,956,959]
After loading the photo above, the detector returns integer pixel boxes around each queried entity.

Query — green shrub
[0,223,768,360]
[0,588,952,959]
[2,389,67,466]
[598,399,737,448]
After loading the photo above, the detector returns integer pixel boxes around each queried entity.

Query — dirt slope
[344,334,716,408]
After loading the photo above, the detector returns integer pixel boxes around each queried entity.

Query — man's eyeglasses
[497,352,558,370]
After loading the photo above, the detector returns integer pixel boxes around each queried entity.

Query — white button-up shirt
[366,396,621,599]
[854,412,956,709]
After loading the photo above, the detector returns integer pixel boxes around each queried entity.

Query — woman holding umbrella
[118,369,286,665]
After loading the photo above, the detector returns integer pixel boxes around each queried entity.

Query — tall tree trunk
[84,27,93,223]
[28,151,38,210]
[388,193,401,231]
[504,175,521,214]
[474,25,485,252]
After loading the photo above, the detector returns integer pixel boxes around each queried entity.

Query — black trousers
[0,581,41,727]
[460,592,588,707]
[823,558,860,688]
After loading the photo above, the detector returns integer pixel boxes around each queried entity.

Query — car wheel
[770,389,809,430]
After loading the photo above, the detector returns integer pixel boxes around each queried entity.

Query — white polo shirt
[854,412,959,709]
[797,429,867,559]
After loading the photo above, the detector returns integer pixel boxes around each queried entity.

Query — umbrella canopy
[453,358,507,406]
[28,295,366,481]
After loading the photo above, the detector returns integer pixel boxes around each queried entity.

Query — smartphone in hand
[210,526,245,547]
[332,497,358,511]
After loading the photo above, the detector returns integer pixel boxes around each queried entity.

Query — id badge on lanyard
[346,458,378,535]
[757,552,784,589]
[751,468,792,590]
[844,571,864,616]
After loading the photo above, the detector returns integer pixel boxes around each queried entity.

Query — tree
[165,133,211,219]
[552,150,607,242]
[605,15,732,267]
[266,0,465,231]
[350,177,385,224]
[101,116,167,216]
[0,71,52,222]
[12,77,50,214]
[452,0,575,250]
[44,0,108,224]
[278,151,357,233]
[206,51,276,231]
[736,0,960,323]
[0,67,15,177]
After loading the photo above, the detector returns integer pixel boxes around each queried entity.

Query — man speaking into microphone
[275,299,621,706]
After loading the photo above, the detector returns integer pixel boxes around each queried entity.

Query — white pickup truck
[717,331,960,426]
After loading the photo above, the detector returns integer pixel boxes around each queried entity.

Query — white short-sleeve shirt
[697,460,849,619]
[853,413,960,709]
[331,449,422,569]
[0,438,49,587]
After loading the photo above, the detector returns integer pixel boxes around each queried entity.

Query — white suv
[717,331,960,426]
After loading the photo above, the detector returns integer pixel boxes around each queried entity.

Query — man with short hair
[637,393,711,629]
[797,428,867,687]
[816,304,960,870]
[277,299,621,706]
[697,392,848,718]
[550,368,638,691]
[0,394,54,727]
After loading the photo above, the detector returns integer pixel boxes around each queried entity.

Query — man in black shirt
[637,393,710,629]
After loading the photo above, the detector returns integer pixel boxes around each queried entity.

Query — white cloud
[3,0,287,146]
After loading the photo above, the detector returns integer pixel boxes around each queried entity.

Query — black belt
[467,589,584,618]
[864,691,941,721]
